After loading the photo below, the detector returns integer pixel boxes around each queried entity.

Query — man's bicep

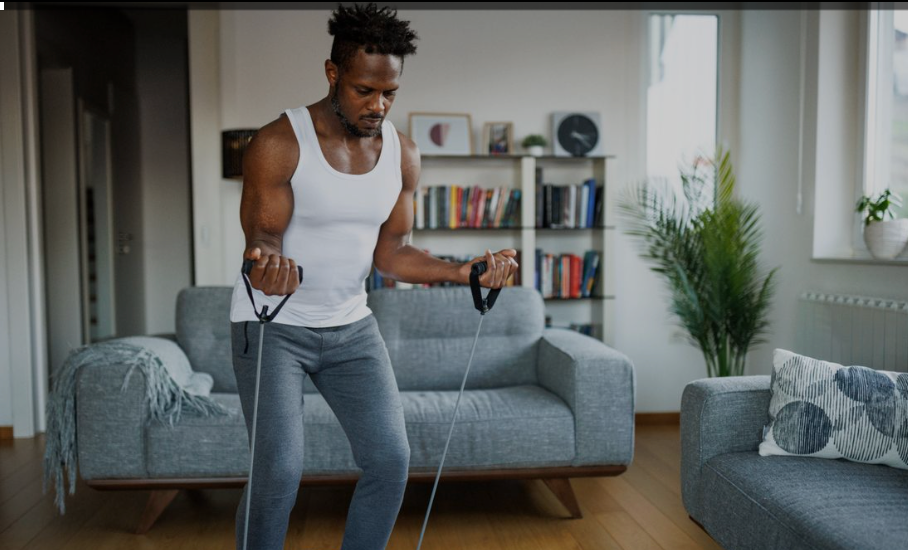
[381,185,416,243]
[239,128,297,251]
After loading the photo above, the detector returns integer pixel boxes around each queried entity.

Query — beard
[331,86,383,138]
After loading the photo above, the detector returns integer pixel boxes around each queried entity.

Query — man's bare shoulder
[396,128,419,159]
[396,128,420,191]
[244,114,299,184]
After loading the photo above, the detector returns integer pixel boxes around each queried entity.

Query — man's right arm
[239,114,300,295]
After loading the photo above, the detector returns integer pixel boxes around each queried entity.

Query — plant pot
[526,145,544,157]
[863,218,908,259]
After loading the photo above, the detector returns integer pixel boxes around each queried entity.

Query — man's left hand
[460,248,519,288]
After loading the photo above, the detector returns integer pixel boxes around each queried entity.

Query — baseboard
[0,426,13,440]
[635,412,680,425]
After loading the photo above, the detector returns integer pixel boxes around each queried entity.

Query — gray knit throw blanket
[43,340,233,515]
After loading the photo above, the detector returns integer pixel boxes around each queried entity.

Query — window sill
[811,252,908,266]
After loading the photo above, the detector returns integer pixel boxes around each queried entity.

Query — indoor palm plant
[617,147,780,377]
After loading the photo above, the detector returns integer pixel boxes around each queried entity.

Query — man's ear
[325,59,338,87]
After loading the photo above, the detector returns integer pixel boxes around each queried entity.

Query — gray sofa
[681,376,908,550]
[75,284,636,533]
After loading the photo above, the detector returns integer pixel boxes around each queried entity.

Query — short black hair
[327,3,419,77]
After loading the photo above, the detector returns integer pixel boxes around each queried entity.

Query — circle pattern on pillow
[773,401,832,454]
[759,348,908,470]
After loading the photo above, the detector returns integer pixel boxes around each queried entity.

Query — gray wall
[130,9,193,335]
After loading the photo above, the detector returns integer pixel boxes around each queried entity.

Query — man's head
[326,3,418,138]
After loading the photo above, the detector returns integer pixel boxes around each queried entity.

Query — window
[646,13,719,185]
[863,6,908,219]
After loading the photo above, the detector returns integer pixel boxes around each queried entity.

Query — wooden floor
[0,424,720,550]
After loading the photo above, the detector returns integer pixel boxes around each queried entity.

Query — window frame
[855,6,907,259]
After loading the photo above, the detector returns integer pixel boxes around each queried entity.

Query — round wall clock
[552,112,603,157]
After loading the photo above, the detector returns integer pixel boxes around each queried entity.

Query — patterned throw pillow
[759,348,908,470]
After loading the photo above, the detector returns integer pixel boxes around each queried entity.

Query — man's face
[329,49,402,138]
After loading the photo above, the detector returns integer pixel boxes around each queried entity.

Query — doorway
[78,99,116,342]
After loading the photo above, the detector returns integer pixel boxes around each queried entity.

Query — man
[228,4,518,550]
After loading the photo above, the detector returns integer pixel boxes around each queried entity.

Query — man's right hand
[243,246,301,296]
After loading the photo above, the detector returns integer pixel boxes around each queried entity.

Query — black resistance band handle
[470,260,501,315]
[241,259,304,323]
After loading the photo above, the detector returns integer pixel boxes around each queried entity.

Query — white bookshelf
[407,153,616,346]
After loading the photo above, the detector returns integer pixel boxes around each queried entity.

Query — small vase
[527,145,544,157]
[863,219,908,259]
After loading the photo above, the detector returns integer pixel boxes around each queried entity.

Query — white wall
[190,8,907,413]
[134,13,193,334]
[1,10,41,436]
[737,9,908,381]
[214,9,643,283]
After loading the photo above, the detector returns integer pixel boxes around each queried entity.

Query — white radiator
[796,292,908,372]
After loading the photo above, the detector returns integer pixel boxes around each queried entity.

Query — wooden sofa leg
[136,489,180,534]
[541,478,583,519]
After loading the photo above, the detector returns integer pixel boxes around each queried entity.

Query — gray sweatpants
[230,313,410,550]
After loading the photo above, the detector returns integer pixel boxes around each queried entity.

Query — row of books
[365,248,601,301]
[413,185,521,229]
[535,167,605,229]
[535,249,601,299]
[409,177,606,230]
[365,250,524,292]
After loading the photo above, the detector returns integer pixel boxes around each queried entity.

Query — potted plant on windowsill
[616,147,780,378]
[521,134,547,157]
[856,189,908,260]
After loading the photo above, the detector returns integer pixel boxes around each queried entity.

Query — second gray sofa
[681,376,908,550]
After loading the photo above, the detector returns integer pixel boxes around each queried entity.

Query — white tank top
[229,105,403,327]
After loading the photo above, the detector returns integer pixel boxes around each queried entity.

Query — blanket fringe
[42,340,233,515]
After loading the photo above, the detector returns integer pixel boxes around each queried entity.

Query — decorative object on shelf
[482,121,514,155]
[408,112,472,156]
[552,111,603,157]
[222,129,258,179]
[521,134,548,157]
[855,189,908,260]
[617,147,779,377]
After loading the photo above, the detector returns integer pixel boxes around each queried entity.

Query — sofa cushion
[145,385,574,478]
[760,348,908,470]
[176,285,546,394]
[175,287,235,393]
[367,286,545,391]
[698,451,908,550]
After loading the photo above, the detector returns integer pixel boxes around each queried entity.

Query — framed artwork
[408,112,473,155]
[482,122,514,155]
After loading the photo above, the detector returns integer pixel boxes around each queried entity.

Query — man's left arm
[372,131,518,287]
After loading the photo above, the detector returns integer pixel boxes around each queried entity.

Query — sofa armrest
[76,362,150,480]
[680,375,771,520]
[536,328,636,466]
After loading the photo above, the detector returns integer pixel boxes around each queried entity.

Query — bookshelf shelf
[544,295,615,301]
[371,153,616,345]
[420,153,616,161]
[412,226,617,231]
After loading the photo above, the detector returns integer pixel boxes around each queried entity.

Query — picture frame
[482,121,514,156]
[408,112,473,156]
